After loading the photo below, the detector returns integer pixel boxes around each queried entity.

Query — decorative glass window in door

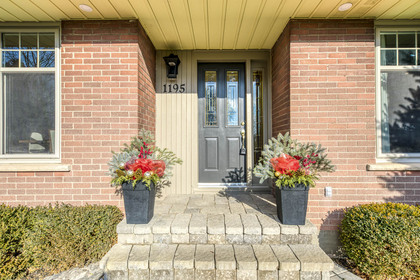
[205,71,217,126]
[253,71,263,165]
[226,71,239,126]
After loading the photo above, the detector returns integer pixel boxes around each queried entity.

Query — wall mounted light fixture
[163,54,181,79]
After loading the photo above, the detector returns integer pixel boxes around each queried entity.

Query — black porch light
[163,53,181,79]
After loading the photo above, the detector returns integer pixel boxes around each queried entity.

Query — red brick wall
[0,20,156,208]
[137,22,156,132]
[272,19,419,230]
[272,24,291,135]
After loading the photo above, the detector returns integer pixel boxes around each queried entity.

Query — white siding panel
[156,51,198,195]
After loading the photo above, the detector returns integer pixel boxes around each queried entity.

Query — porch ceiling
[0,0,419,50]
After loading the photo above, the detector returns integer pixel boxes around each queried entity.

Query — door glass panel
[205,71,217,126]
[226,71,239,126]
[253,71,263,165]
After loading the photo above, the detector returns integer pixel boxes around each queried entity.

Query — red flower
[270,155,300,175]
[126,158,166,177]
[127,158,153,174]
[150,160,166,177]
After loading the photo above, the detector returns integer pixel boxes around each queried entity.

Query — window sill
[367,163,420,171]
[0,164,71,172]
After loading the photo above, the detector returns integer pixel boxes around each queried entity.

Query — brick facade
[0,20,156,208]
[272,24,291,135]
[272,19,419,230]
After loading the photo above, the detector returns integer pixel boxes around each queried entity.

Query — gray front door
[198,63,246,183]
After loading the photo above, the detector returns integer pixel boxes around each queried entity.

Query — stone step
[100,243,334,280]
[117,213,318,246]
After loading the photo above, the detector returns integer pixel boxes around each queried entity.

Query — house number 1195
[163,83,186,93]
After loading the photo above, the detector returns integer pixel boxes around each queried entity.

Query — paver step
[117,214,318,246]
[101,243,334,280]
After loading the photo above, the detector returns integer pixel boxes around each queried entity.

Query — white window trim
[375,27,420,163]
[0,27,61,163]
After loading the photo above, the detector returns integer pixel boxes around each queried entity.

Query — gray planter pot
[122,181,155,224]
[275,184,309,225]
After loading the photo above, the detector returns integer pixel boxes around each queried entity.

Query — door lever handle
[240,129,246,155]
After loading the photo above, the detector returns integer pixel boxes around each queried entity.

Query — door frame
[191,51,271,192]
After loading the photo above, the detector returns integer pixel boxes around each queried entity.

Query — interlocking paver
[215,245,236,270]
[257,214,280,235]
[152,214,176,234]
[233,245,257,270]
[189,213,207,234]
[195,244,215,270]
[252,244,278,270]
[106,244,132,271]
[289,244,334,271]
[207,214,225,234]
[128,245,150,270]
[241,214,262,235]
[149,244,177,270]
[174,244,195,269]
[225,214,243,234]
[171,213,191,234]
[271,245,300,271]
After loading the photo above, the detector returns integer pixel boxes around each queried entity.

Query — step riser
[118,233,318,245]
[105,269,330,280]
[117,213,319,246]
[102,244,334,280]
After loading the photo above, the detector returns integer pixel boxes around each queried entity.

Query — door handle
[240,128,246,155]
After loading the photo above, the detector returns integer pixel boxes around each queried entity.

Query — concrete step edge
[102,243,334,276]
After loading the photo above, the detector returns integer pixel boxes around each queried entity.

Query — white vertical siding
[156,51,198,195]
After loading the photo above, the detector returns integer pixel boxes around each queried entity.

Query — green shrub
[0,205,35,280]
[0,204,123,280]
[340,202,420,280]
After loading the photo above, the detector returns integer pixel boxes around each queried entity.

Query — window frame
[375,27,420,162]
[0,27,60,163]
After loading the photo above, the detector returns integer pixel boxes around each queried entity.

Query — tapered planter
[122,181,155,224]
[275,184,309,225]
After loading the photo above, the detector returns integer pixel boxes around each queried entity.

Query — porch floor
[117,193,318,246]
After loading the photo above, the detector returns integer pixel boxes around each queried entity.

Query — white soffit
[0,0,419,50]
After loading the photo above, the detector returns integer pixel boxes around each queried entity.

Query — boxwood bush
[0,204,123,280]
[340,202,420,280]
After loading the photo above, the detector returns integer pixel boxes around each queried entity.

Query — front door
[198,63,246,184]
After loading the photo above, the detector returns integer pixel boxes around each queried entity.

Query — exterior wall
[272,24,291,136]
[0,20,155,208]
[272,19,420,231]
[156,51,198,195]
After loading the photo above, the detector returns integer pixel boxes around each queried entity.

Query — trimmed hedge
[0,206,34,279]
[0,204,123,280]
[340,202,420,280]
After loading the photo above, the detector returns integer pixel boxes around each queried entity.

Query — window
[0,29,59,161]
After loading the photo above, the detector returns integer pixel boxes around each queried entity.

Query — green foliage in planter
[340,202,420,280]
[254,133,335,187]
[0,204,123,279]
[108,129,182,189]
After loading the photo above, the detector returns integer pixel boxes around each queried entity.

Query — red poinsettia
[150,160,166,177]
[126,158,166,177]
[126,158,153,174]
[270,154,300,175]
